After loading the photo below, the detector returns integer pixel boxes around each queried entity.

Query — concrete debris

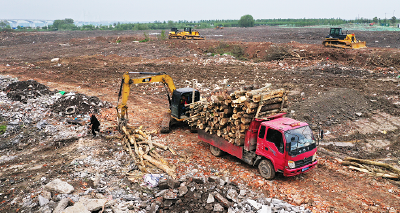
[44,179,74,194]
[0,76,112,150]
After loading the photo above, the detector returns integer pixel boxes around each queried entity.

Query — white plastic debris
[143,174,164,187]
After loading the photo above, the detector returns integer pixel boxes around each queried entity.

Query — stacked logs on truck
[187,85,288,146]
[120,125,177,179]
[341,157,400,179]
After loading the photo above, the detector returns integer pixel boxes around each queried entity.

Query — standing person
[90,113,100,137]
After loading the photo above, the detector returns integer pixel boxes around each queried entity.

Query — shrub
[158,30,167,40]
[232,45,245,59]
[139,32,150,42]
[264,44,293,61]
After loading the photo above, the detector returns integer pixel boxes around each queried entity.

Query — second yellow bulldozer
[168,27,205,40]
[322,28,366,49]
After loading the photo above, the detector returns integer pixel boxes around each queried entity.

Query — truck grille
[295,156,313,168]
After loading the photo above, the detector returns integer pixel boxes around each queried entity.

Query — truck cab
[247,115,317,178]
[199,113,318,179]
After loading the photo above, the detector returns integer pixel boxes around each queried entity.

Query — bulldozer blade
[350,41,366,49]
[193,37,205,40]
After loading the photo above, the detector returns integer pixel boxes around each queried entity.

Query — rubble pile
[28,171,311,213]
[147,175,311,213]
[0,75,111,149]
[51,93,111,116]
[5,79,53,103]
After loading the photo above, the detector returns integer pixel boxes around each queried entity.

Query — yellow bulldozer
[168,27,205,40]
[168,28,181,39]
[322,28,366,49]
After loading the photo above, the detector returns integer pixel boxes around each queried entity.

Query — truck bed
[198,129,243,160]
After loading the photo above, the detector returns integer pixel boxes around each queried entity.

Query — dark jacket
[90,115,100,128]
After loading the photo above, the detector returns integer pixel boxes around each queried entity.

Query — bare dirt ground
[1,26,400,212]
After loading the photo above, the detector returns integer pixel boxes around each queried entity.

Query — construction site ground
[1,26,400,212]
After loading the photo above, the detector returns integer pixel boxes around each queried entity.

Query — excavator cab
[171,88,200,120]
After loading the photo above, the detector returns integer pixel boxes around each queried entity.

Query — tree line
[1,15,398,31]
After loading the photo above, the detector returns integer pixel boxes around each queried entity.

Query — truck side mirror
[286,142,291,152]
[317,129,324,146]
[320,129,324,140]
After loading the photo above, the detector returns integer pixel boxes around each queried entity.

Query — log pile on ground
[342,157,400,179]
[187,85,288,146]
[120,126,177,178]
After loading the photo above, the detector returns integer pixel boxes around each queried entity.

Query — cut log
[138,149,176,179]
[260,103,288,112]
[223,108,233,114]
[252,88,285,103]
[232,114,239,120]
[344,157,400,175]
[220,118,229,126]
[245,107,256,114]
[235,138,245,146]
[240,123,250,130]
[245,84,272,98]
[240,117,252,124]
[244,101,259,109]
[232,96,248,104]
[236,132,245,139]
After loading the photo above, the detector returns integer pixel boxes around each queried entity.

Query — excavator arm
[116,72,177,131]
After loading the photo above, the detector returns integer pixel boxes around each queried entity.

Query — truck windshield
[284,125,316,156]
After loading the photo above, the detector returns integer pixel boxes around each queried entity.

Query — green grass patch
[0,125,6,135]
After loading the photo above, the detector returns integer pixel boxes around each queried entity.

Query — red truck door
[256,125,286,171]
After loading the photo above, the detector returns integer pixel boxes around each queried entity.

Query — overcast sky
[1,0,398,22]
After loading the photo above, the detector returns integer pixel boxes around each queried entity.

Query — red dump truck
[198,113,318,179]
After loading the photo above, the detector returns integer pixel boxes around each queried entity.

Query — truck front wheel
[210,145,224,157]
[258,160,275,180]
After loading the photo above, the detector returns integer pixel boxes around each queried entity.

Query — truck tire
[258,160,275,180]
[210,145,224,157]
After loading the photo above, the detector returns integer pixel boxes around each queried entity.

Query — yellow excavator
[116,72,200,133]
[168,27,205,40]
[322,28,366,49]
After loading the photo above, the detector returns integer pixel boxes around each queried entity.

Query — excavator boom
[116,72,180,133]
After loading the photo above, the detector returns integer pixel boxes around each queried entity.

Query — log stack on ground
[120,125,177,178]
[187,86,288,146]
[342,157,400,179]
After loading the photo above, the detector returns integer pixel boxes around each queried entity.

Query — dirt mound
[290,88,374,127]
[51,93,110,116]
[5,80,52,103]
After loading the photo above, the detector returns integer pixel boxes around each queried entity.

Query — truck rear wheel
[258,160,275,180]
[210,145,224,156]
